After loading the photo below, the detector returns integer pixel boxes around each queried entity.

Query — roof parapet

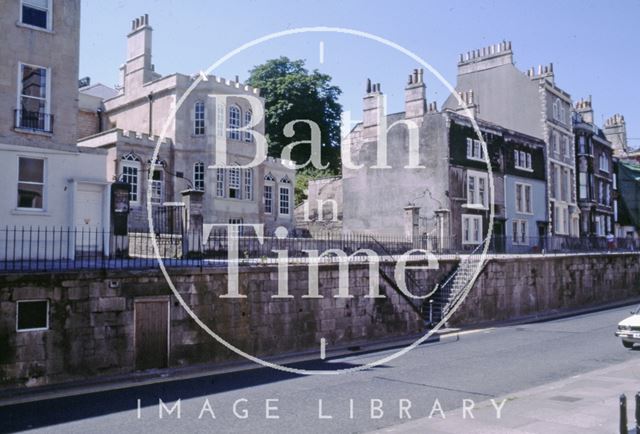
[120,129,172,145]
[189,73,260,95]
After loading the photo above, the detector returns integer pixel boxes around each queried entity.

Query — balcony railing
[14,109,54,133]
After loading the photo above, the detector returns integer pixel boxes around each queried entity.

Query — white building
[0,0,110,259]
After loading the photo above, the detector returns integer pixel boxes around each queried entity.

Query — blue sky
[80,0,640,143]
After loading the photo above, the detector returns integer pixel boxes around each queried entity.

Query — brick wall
[77,110,100,140]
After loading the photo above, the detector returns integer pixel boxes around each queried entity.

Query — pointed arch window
[147,159,166,204]
[121,152,141,203]
[279,176,292,215]
[264,172,275,214]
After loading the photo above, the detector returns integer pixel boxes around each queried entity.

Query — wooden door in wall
[134,298,169,371]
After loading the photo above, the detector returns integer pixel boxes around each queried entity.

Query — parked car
[615,306,640,348]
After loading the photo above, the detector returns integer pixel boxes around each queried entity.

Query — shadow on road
[0,358,390,433]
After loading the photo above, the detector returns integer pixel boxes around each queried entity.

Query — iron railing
[14,109,54,133]
[0,226,638,273]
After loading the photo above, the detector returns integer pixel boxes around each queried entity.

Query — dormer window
[466,138,484,161]
[21,0,51,30]
[514,149,532,170]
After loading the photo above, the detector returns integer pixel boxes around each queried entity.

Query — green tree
[246,57,342,173]
[294,167,335,206]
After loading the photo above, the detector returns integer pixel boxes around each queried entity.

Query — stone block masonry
[449,253,640,326]
[0,260,455,388]
[2,253,638,389]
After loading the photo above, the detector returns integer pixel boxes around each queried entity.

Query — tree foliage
[294,167,335,206]
[246,57,342,173]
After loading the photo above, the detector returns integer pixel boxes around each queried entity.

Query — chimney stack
[457,41,514,75]
[575,95,594,124]
[124,14,154,90]
[404,68,426,121]
[604,113,628,156]
[363,79,384,141]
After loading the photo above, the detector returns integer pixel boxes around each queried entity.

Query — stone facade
[78,15,295,235]
[341,76,450,237]
[339,74,547,252]
[443,41,578,237]
[573,97,615,237]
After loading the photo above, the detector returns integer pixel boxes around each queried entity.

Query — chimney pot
[366,78,371,93]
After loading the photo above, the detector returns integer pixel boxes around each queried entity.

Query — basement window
[16,300,49,332]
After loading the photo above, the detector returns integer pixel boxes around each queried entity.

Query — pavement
[371,358,640,434]
[1,301,639,433]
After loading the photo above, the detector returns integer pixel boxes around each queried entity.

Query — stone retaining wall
[449,253,640,325]
[0,259,455,388]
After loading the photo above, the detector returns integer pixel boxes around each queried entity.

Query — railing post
[621,394,628,434]
[635,392,640,433]
[429,299,433,326]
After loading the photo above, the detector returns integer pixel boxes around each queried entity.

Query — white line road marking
[319,40,325,64]
[320,338,326,359]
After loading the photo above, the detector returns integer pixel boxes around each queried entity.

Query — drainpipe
[147,92,154,136]
[96,108,103,133]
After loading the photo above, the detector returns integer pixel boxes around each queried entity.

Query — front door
[537,223,547,251]
[75,183,105,254]
[134,298,169,371]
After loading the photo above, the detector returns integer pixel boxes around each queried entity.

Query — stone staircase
[370,235,487,327]
[428,244,486,326]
